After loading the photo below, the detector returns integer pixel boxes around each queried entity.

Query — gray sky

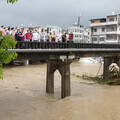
[0,0,120,29]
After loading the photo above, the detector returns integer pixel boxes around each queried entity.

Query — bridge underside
[11,50,120,98]
[14,50,120,61]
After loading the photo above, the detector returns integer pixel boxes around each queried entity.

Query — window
[91,28,94,32]
[107,26,117,31]
[100,38,105,41]
[109,18,115,22]
[107,35,117,40]
[92,38,97,41]
[102,28,106,32]
[94,28,97,32]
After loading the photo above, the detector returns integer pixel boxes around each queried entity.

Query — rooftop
[107,14,119,17]
[89,18,106,21]
[22,26,41,28]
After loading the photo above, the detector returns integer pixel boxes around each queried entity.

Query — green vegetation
[0,0,17,79]
[0,31,17,78]
[73,59,79,63]
[72,73,120,85]
[6,0,18,4]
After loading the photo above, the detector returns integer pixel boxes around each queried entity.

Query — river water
[0,62,120,120]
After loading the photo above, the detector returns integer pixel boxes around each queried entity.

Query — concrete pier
[103,57,120,79]
[103,57,112,79]
[46,60,55,94]
[23,60,29,66]
[46,59,72,98]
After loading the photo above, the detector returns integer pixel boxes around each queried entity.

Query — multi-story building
[90,13,120,44]
[68,17,90,43]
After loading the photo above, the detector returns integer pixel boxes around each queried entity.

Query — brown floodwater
[0,62,120,120]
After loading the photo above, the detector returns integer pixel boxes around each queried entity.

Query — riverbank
[0,62,120,120]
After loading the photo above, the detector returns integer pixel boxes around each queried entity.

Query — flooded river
[0,62,120,120]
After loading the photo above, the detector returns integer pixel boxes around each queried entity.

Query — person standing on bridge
[32,30,39,42]
[11,28,15,38]
[29,31,33,41]
[25,30,31,42]
[49,32,52,42]
[20,28,25,41]
[15,28,21,41]
[57,30,62,42]
[0,26,5,33]
[45,32,49,42]
[40,32,45,42]
[62,32,67,42]
[6,27,11,36]
[52,31,56,42]
[68,32,73,42]
[0,26,6,37]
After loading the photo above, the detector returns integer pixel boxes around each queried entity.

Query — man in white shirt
[57,30,62,42]
[32,30,39,41]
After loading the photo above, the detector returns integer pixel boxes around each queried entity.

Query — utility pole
[78,16,80,27]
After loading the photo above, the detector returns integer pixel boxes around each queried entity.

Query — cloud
[0,0,120,29]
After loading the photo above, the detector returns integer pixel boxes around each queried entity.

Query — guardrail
[16,41,120,49]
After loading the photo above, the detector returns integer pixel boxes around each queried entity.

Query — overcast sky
[0,0,120,29]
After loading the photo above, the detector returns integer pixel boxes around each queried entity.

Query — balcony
[90,21,118,27]
[92,32,106,35]
[90,22,106,27]
[106,31,117,34]
[106,21,118,25]
[106,40,118,43]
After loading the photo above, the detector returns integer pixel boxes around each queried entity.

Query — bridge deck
[9,48,120,53]
[15,41,120,49]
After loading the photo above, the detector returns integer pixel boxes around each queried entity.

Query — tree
[0,0,18,79]
[0,31,17,78]
[6,0,18,4]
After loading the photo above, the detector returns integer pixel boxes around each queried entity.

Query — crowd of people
[0,26,73,42]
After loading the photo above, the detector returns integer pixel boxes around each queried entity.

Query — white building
[90,13,120,44]
[84,27,91,42]
[45,24,62,34]
[68,22,90,43]
[22,26,43,33]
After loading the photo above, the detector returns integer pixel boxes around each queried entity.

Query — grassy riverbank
[72,73,120,85]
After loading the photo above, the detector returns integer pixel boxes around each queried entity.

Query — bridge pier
[103,57,120,79]
[114,57,120,77]
[103,57,112,79]
[23,60,29,66]
[46,60,55,94]
[46,59,72,98]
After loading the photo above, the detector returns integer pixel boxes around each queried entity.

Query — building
[22,26,43,33]
[84,27,91,43]
[90,13,120,44]
[68,17,90,43]
[45,24,62,34]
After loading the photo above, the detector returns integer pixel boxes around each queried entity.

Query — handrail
[15,41,120,49]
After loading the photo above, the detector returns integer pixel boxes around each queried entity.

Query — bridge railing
[16,41,120,49]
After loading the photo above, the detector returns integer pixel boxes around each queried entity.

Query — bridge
[9,41,120,98]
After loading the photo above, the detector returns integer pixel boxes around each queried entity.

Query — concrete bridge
[9,41,120,98]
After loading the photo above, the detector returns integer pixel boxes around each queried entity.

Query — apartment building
[68,24,90,43]
[90,13,120,44]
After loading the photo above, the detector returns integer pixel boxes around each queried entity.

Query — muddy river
[0,62,120,120]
